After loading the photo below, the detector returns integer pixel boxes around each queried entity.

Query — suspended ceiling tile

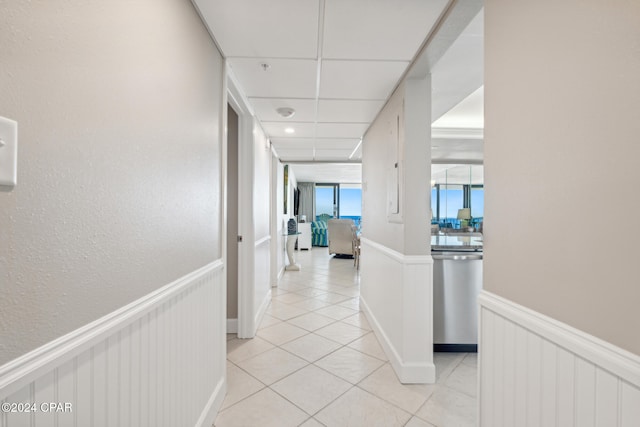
[262,122,316,138]
[194,0,320,58]
[314,149,355,160]
[250,98,317,122]
[270,138,315,150]
[274,149,316,162]
[323,0,449,60]
[317,99,384,123]
[316,123,369,138]
[229,58,318,98]
[313,138,360,150]
[319,60,409,100]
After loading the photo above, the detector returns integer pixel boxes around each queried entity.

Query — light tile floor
[215,248,477,427]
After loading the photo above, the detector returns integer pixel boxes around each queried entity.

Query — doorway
[226,104,239,333]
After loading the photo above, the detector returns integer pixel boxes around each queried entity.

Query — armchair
[327,219,357,257]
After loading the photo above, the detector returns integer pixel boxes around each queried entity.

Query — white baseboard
[254,288,272,334]
[360,297,435,383]
[226,318,238,334]
[0,261,227,426]
[360,238,435,384]
[479,290,640,426]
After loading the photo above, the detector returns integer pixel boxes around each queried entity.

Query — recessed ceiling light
[284,127,295,134]
[276,107,296,118]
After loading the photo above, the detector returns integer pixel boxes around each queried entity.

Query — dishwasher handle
[432,253,483,261]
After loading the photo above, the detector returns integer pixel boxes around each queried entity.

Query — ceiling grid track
[312,0,326,162]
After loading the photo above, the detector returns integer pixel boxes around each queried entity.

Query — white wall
[484,0,640,357]
[0,0,223,367]
[271,157,285,284]
[481,0,640,423]
[0,0,226,424]
[361,77,434,383]
[251,121,272,328]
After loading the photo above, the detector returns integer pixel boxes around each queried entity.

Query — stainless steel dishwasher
[431,233,483,352]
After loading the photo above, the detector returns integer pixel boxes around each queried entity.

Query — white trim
[226,318,238,334]
[254,288,272,335]
[360,238,434,383]
[0,260,224,399]
[360,237,433,265]
[479,290,640,388]
[360,297,435,383]
[255,235,271,247]
[228,62,256,340]
[195,378,225,427]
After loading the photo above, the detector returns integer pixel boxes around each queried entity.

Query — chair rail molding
[0,260,226,427]
[479,290,640,427]
[360,237,434,384]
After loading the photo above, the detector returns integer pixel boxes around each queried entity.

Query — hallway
[216,248,477,427]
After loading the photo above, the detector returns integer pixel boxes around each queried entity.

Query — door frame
[227,67,256,338]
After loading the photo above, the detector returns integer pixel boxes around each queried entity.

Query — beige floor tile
[272,292,312,304]
[299,418,326,427]
[314,321,368,345]
[237,347,308,385]
[405,416,436,427]
[256,322,308,346]
[433,352,466,383]
[445,361,477,397]
[271,287,292,296]
[329,286,361,298]
[220,362,265,410]
[215,388,308,427]
[358,364,435,414]
[315,387,411,427]
[280,333,342,362]
[291,298,333,311]
[340,312,371,330]
[462,352,477,367]
[336,297,360,310]
[315,347,384,384]
[226,333,236,341]
[257,314,282,329]
[347,332,387,361]
[266,302,309,320]
[313,292,353,305]
[227,336,275,364]
[286,312,337,332]
[415,386,477,427]
[271,365,352,415]
[293,288,328,298]
[314,305,358,320]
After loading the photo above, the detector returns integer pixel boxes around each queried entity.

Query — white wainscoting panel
[253,236,272,334]
[0,261,226,427]
[360,238,435,384]
[479,291,640,427]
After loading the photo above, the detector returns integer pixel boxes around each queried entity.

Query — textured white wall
[253,123,271,240]
[484,0,640,355]
[0,0,223,365]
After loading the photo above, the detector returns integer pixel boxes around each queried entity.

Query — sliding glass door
[315,183,339,219]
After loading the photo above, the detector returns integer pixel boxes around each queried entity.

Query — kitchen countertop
[431,233,483,251]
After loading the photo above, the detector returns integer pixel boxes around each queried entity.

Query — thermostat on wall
[0,116,17,187]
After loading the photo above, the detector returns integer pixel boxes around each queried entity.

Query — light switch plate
[0,116,18,187]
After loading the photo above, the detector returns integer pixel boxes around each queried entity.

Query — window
[431,164,484,228]
[315,183,362,228]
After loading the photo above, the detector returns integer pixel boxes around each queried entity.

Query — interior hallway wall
[0,0,224,365]
[484,0,640,356]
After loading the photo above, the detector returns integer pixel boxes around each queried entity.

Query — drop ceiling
[193,0,484,181]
